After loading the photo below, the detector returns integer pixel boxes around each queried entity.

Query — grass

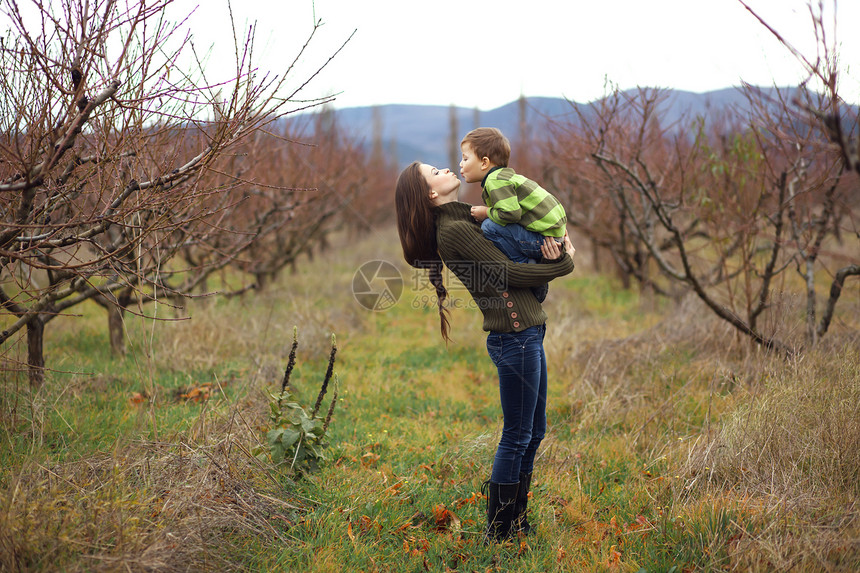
[1,224,859,572]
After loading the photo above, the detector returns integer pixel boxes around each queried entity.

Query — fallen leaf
[516,538,529,555]
[359,514,373,534]
[453,491,481,509]
[394,520,413,533]
[384,481,404,495]
[608,544,622,570]
[432,503,460,532]
[627,514,651,531]
[410,511,428,527]
[179,383,217,402]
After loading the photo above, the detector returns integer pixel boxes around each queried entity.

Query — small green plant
[259,328,338,475]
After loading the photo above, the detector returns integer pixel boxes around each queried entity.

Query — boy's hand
[470,205,489,222]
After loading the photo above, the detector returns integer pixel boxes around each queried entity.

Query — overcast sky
[172,0,859,110]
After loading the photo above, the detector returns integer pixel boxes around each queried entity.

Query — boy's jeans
[481,219,545,263]
[486,324,548,483]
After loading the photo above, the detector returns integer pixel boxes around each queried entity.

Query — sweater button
[502,292,509,298]
[506,301,514,308]
[511,312,518,319]
[513,321,520,328]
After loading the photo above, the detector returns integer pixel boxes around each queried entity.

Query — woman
[394,161,575,541]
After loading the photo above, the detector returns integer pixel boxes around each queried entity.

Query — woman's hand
[470,205,489,222]
[540,236,562,261]
[540,232,575,262]
[561,232,576,260]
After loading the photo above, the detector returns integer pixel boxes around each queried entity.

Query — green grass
[2,225,859,572]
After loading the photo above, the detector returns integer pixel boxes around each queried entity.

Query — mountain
[325,97,576,171]
[315,86,845,171]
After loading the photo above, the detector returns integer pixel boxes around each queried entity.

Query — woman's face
[420,164,460,204]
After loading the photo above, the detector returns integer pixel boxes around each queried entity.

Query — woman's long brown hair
[394,162,451,342]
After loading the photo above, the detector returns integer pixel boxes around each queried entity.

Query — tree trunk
[817,264,860,341]
[805,258,817,346]
[254,271,269,291]
[27,316,45,388]
[93,290,131,356]
[107,302,126,356]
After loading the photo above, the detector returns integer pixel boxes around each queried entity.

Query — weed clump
[259,328,339,475]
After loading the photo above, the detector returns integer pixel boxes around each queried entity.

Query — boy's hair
[461,127,510,167]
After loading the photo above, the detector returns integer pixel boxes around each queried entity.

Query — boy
[459,127,567,302]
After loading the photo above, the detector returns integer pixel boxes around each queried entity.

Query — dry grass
[545,283,860,569]
[3,224,858,571]
[550,294,747,456]
[0,399,302,572]
[685,347,860,500]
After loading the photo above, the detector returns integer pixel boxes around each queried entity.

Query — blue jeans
[481,218,545,263]
[486,324,548,483]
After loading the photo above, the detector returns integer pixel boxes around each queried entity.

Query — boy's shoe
[532,283,549,303]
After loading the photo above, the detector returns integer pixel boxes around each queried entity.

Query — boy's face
[459,143,489,184]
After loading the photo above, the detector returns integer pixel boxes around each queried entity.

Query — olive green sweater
[434,202,574,333]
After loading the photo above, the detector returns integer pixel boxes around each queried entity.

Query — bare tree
[544,89,671,288]
[357,105,397,234]
[740,0,860,344]
[0,0,351,383]
[229,110,373,286]
[544,80,855,355]
[515,94,533,172]
[448,103,460,176]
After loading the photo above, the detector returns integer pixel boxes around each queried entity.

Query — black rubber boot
[515,471,533,534]
[483,481,520,542]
